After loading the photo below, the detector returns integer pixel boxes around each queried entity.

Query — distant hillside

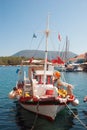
[12,50,77,60]
[69,52,87,63]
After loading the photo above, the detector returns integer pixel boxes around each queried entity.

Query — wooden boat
[9,16,79,121]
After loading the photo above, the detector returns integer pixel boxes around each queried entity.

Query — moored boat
[9,16,79,121]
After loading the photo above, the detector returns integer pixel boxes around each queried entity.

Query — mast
[65,36,69,63]
[44,15,50,85]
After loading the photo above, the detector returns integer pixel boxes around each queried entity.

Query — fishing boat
[9,16,79,121]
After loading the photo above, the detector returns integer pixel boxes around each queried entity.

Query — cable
[30,101,39,130]
[65,103,87,129]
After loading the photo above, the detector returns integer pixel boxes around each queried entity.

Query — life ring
[67,94,75,101]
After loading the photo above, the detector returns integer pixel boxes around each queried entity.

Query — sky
[0,0,87,56]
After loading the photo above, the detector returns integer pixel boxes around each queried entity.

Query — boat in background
[83,96,87,102]
[65,63,83,72]
[9,16,79,121]
[52,56,66,71]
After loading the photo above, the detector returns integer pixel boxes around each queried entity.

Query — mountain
[12,50,77,60]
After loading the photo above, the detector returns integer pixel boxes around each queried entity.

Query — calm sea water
[0,66,87,130]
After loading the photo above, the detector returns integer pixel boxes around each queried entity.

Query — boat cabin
[28,65,54,85]
[34,70,53,84]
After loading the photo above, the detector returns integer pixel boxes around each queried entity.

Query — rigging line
[29,37,34,50]
[61,72,75,90]
[49,34,58,52]
[49,34,67,83]
[61,42,66,61]
[61,72,66,83]
[49,36,55,50]
[30,101,39,130]
[48,36,56,60]
[65,103,87,129]
[48,34,59,61]
[32,35,45,58]
[61,71,75,88]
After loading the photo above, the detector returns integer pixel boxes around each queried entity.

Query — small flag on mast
[33,33,37,38]
[58,33,61,41]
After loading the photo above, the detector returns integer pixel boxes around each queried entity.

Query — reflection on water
[83,110,87,126]
[15,101,36,130]
[15,101,78,130]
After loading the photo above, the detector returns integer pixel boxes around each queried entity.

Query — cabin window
[35,75,53,84]
[46,75,52,84]
[35,75,42,84]
[39,75,42,84]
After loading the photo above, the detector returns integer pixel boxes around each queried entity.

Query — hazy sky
[0,0,87,56]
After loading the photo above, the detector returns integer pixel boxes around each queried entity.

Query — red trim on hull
[20,102,66,106]
[19,95,75,106]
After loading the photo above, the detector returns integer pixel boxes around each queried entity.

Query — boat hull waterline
[9,89,79,120]
[20,103,65,120]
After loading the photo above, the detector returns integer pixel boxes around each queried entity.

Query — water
[0,66,87,130]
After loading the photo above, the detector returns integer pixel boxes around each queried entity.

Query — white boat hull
[20,103,66,120]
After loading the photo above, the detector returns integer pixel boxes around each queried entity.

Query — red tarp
[51,56,64,64]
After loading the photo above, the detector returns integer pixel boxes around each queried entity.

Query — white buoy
[71,98,79,106]
[8,90,16,99]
